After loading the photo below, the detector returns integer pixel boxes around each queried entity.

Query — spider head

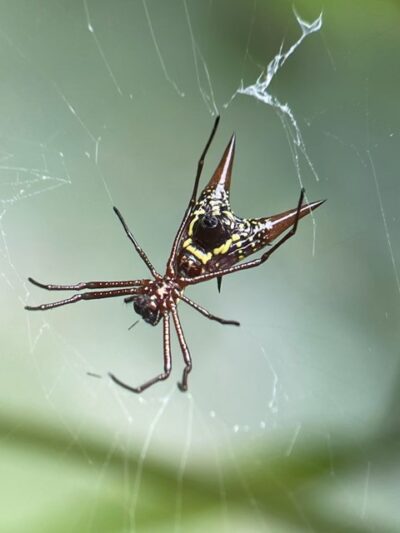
[133,295,162,326]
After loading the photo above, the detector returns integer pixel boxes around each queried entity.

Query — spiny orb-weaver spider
[26,117,325,393]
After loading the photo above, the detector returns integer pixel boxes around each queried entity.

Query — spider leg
[167,116,220,274]
[27,277,142,291]
[25,287,141,311]
[108,312,171,393]
[113,207,160,279]
[171,307,192,392]
[184,188,311,284]
[178,293,240,326]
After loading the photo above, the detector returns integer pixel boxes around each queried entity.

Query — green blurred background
[1,0,399,531]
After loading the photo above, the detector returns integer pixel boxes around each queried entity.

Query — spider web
[1,1,400,532]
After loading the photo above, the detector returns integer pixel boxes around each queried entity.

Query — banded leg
[113,207,159,279]
[109,312,171,393]
[25,287,141,311]
[167,116,220,274]
[28,277,142,291]
[178,294,240,326]
[171,307,192,392]
[185,188,307,285]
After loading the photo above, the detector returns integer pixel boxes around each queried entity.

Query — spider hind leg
[171,307,192,392]
[109,312,172,394]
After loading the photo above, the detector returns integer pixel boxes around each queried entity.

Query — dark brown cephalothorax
[26,117,325,394]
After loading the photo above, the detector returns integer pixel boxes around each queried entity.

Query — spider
[26,116,325,394]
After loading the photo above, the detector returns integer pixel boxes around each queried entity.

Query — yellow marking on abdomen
[186,244,212,265]
[213,238,232,255]
[188,209,205,236]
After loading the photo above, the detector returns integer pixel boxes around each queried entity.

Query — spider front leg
[167,116,220,273]
[108,312,172,393]
[27,277,142,291]
[25,287,142,311]
[171,307,192,392]
[113,206,160,279]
